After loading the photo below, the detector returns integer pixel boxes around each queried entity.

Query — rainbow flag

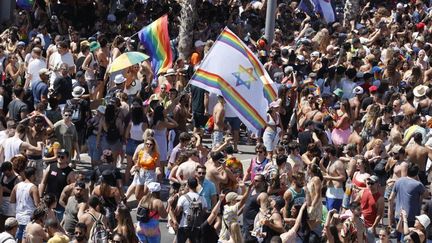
[138,15,173,77]
[190,28,277,132]
[16,0,34,10]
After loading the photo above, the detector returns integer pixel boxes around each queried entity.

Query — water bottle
[342,177,352,209]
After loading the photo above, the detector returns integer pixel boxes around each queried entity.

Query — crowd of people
[1,0,432,243]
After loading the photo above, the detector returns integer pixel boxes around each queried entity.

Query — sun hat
[414,85,428,98]
[194,40,205,48]
[353,86,364,95]
[416,214,431,229]
[89,41,100,52]
[113,74,126,84]
[147,182,161,193]
[164,68,176,77]
[72,86,85,98]
[226,192,241,203]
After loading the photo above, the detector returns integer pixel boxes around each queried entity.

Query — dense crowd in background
[2,0,432,243]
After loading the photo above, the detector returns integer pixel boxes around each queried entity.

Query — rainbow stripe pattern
[190,27,278,132]
[138,15,173,76]
[194,69,266,129]
[218,29,277,103]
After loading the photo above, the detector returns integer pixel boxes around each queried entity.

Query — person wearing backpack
[65,86,90,150]
[136,182,167,243]
[96,102,124,165]
[78,196,108,242]
[174,177,208,243]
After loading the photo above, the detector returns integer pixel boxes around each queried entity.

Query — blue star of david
[232,65,256,89]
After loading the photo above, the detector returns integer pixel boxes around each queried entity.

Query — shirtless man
[385,145,408,228]
[212,95,225,147]
[320,146,346,211]
[349,86,363,120]
[175,150,201,184]
[400,91,417,116]
[348,121,364,154]
[205,151,229,193]
[392,99,404,116]
[406,133,431,185]
[24,208,49,243]
[26,115,53,185]
[78,196,108,238]
[390,115,404,146]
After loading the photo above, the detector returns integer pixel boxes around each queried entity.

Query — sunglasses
[57,155,66,159]
[197,172,206,175]
[145,143,153,146]
[256,150,264,154]
[367,181,375,185]
[63,114,71,117]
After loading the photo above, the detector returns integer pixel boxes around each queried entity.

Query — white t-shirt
[0,232,16,243]
[177,191,208,227]
[27,58,47,88]
[124,80,142,96]
[49,51,75,84]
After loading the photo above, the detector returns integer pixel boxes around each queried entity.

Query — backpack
[67,99,82,123]
[88,213,108,243]
[184,194,205,229]
[106,122,120,144]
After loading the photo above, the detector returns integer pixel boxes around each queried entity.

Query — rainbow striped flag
[138,15,173,76]
[190,28,277,132]
[16,0,34,10]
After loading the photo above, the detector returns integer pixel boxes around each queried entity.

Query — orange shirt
[190,52,201,66]
[137,150,159,170]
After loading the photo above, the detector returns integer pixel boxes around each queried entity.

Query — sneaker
[168,227,175,235]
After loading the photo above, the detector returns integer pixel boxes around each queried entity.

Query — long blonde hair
[230,223,243,243]
[144,137,159,155]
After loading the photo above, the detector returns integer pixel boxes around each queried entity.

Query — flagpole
[264,0,277,44]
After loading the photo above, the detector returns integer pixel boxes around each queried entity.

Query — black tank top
[46,163,73,208]
[1,175,17,197]
[243,193,260,241]
[298,130,313,154]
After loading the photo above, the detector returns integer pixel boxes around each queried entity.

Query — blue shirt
[199,179,217,209]
[393,177,425,221]
[32,80,48,104]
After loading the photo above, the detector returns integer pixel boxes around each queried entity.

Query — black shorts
[193,113,208,128]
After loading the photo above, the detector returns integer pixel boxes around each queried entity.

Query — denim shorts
[87,135,102,161]
[126,138,143,156]
[16,224,26,240]
[212,130,224,147]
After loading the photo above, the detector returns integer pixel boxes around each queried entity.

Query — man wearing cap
[32,68,50,106]
[0,217,18,243]
[26,47,47,88]
[355,175,384,239]
[40,148,75,222]
[191,40,205,66]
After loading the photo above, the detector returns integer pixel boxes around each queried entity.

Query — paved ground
[76,136,256,242]
[76,136,399,242]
